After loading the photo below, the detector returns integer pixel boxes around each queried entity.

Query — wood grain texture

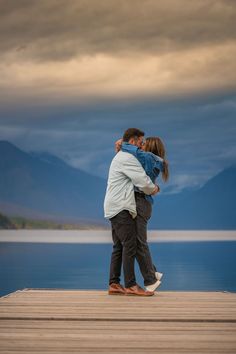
[0,289,236,353]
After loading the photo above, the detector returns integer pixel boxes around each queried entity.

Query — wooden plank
[1,291,235,322]
[0,290,236,353]
[0,319,236,332]
[0,337,235,353]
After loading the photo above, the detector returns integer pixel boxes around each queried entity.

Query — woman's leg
[135,193,157,287]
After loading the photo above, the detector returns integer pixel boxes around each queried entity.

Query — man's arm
[121,154,158,195]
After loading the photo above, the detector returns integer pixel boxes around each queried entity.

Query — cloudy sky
[0,0,236,193]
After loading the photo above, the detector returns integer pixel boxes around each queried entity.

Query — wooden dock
[0,289,236,353]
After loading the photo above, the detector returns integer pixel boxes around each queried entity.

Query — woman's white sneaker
[145,279,161,292]
[155,272,163,281]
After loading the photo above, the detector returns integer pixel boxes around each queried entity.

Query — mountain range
[0,140,107,226]
[0,140,235,229]
[150,163,236,229]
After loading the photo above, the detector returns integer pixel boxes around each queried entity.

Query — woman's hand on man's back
[115,139,123,153]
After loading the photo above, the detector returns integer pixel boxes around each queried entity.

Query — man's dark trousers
[135,192,157,286]
[109,210,137,288]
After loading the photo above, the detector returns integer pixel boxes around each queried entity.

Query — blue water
[0,241,236,296]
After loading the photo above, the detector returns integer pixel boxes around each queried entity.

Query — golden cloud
[0,0,235,104]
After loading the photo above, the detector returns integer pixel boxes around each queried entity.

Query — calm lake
[0,230,236,297]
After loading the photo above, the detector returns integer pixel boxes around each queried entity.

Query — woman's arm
[121,142,146,167]
[122,142,164,175]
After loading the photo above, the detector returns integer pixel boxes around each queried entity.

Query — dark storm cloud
[0,0,235,105]
[0,0,236,192]
[0,0,236,61]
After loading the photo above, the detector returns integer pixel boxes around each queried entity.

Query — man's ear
[129,138,135,145]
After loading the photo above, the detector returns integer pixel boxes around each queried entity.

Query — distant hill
[0,140,235,229]
[150,164,236,229]
[0,212,16,229]
[0,140,107,225]
[0,211,106,230]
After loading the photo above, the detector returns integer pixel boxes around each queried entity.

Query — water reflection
[0,241,236,296]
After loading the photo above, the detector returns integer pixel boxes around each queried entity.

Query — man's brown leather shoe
[108,283,126,295]
[125,284,154,296]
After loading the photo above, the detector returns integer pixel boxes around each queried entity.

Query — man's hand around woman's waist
[151,185,160,195]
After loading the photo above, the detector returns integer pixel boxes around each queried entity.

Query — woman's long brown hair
[144,137,169,182]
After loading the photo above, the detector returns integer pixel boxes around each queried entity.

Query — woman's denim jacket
[121,142,164,204]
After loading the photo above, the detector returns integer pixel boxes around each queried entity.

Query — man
[104,128,159,296]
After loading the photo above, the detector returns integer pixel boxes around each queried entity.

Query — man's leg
[109,210,137,288]
[109,223,123,285]
[135,193,157,287]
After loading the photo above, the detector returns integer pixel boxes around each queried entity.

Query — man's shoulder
[114,151,139,164]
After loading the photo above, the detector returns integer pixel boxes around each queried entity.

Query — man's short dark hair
[123,128,145,142]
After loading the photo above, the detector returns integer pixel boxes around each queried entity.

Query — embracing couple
[104,128,169,296]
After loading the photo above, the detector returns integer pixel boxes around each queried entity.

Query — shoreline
[0,230,236,243]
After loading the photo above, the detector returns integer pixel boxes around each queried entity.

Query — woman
[117,137,169,291]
